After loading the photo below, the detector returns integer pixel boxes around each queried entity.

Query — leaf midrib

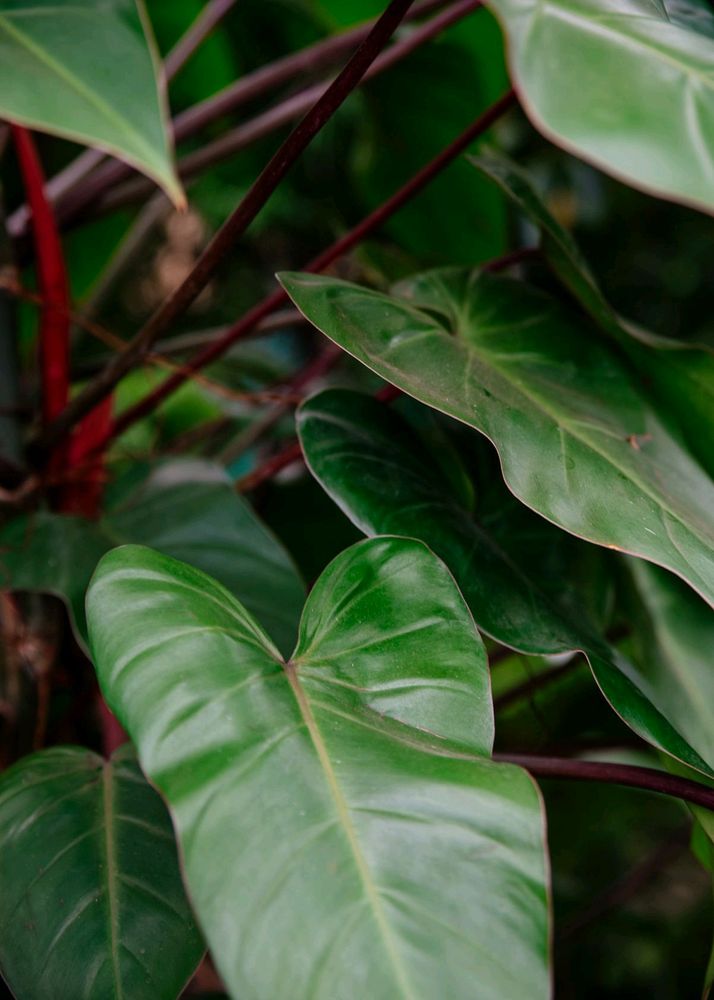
[284,663,417,1000]
[101,761,123,1000]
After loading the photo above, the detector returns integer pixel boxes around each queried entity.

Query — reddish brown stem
[237,440,305,493]
[496,754,714,812]
[163,0,237,79]
[99,698,126,757]
[62,395,113,517]
[31,0,418,464]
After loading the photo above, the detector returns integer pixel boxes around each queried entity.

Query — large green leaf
[486,0,714,213]
[298,388,714,775]
[0,745,203,999]
[0,459,304,656]
[473,153,714,478]
[280,269,714,609]
[0,0,181,203]
[86,539,550,999]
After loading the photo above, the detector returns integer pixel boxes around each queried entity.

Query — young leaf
[279,269,714,609]
[0,459,304,656]
[486,0,714,213]
[86,539,550,1000]
[473,153,714,478]
[0,745,203,999]
[298,388,714,776]
[0,0,181,204]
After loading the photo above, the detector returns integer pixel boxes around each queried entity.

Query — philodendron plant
[0,0,714,997]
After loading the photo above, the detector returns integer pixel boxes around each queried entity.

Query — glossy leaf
[0,745,203,999]
[280,269,714,609]
[0,459,304,656]
[473,152,714,478]
[87,539,550,1000]
[487,0,714,213]
[298,388,714,775]
[0,0,181,203]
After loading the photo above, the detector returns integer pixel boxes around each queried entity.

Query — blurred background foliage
[2,1,713,995]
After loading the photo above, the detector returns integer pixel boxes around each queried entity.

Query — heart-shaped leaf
[280,269,714,610]
[0,0,181,203]
[0,745,203,999]
[298,388,714,775]
[86,539,550,999]
[486,0,714,213]
[0,459,304,657]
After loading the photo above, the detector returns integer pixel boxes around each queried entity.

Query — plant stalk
[496,754,714,812]
[30,0,418,464]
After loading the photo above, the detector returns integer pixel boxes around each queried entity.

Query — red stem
[11,127,121,751]
[11,126,69,427]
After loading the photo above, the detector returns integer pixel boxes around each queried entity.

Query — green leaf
[0,745,203,999]
[279,269,714,609]
[0,459,304,656]
[298,388,714,775]
[0,0,181,203]
[473,153,714,478]
[625,560,714,770]
[486,0,714,213]
[86,539,550,999]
